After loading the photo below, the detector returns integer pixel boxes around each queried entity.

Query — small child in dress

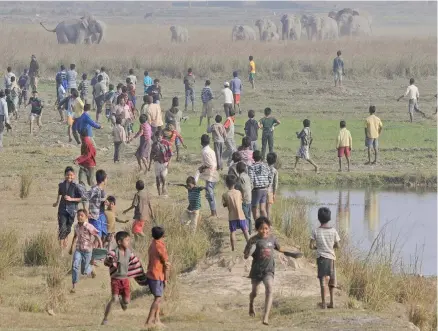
[172,176,205,232]
[222,175,250,251]
[112,117,127,163]
[266,152,279,220]
[123,180,154,240]
[102,231,145,325]
[145,226,170,329]
[293,119,318,173]
[207,114,227,171]
[309,207,340,309]
[69,209,102,293]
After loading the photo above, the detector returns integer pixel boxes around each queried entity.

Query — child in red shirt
[75,131,96,187]
[163,123,186,161]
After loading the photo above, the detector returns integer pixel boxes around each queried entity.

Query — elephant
[170,25,189,43]
[329,8,372,37]
[261,31,280,42]
[255,18,278,41]
[231,25,257,41]
[40,15,101,44]
[301,14,338,41]
[280,14,302,40]
[84,20,106,44]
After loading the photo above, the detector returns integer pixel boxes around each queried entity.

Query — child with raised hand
[244,217,302,325]
[207,114,227,171]
[171,176,205,233]
[293,119,318,173]
[102,231,146,325]
[69,209,102,293]
[222,175,250,251]
[145,226,170,329]
[309,207,340,309]
[123,180,154,241]
[266,152,279,220]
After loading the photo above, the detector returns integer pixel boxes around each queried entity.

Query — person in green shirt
[258,107,280,160]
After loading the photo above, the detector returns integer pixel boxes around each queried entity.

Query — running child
[74,129,96,188]
[171,176,205,233]
[222,175,250,251]
[163,123,186,162]
[27,90,43,134]
[150,130,173,196]
[145,226,170,329]
[248,55,256,89]
[102,231,145,325]
[78,73,89,104]
[309,207,340,309]
[207,114,227,171]
[293,119,318,172]
[123,180,154,240]
[112,117,127,163]
[200,80,214,127]
[53,166,83,249]
[104,84,116,122]
[235,162,252,234]
[336,120,352,172]
[69,209,102,293]
[266,152,278,220]
[5,89,17,120]
[164,97,184,161]
[130,114,152,173]
[80,170,108,229]
[103,196,129,249]
[18,68,29,109]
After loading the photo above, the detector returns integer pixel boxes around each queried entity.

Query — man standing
[199,134,219,217]
[221,82,233,118]
[365,106,383,165]
[333,50,344,88]
[29,55,39,91]
[0,90,10,151]
[183,68,195,112]
[397,78,426,122]
[230,71,242,115]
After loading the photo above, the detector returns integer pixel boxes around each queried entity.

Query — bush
[23,231,58,266]
[19,173,32,199]
[45,256,70,312]
[0,230,21,278]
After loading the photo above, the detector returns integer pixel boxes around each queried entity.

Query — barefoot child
[102,231,146,325]
[207,115,227,171]
[69,209,102,293]
[150,130,173,196]
[266,152,278,220]
[130,114,152,173]
[145,226,170,329]
[309,207,340,309]
[103,196,129,249]
[222,175,250,251]
[80,170,108,229]
[75,130,96,188]
[235,162,252,234]
[293,119,318,172]
[123,180,154,240]
[172,176,205,232]
[336,120,352,172]
[163,123,186,162]
[248,150,272,221]
[112,117,127,163]
[259,107,280,160]
[27,90,43,134]
[53,166,83,249]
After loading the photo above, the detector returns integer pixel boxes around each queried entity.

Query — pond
[282,188,437,276]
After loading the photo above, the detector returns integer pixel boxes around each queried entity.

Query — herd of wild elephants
[39,8,372,44]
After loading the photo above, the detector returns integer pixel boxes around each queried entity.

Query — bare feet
[91,270,96,278]
[70,288,76,294]
[263,320,269,325]
[364,161,371,165]
[315,167,319,174]
[318,302,327,309]
[249,305,255,317]
[371,161,377,165]
[327,304,334,309]
[155,322,166,328]
[101,319,108,325]
[144,323,156,330]
[338,169,342,172]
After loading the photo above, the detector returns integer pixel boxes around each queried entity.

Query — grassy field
[0,4,436,330]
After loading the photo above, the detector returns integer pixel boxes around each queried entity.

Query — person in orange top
[163,123,186,161]
[145,226,170,329]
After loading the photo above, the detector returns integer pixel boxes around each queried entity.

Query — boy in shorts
[235,162,252,234]
[293,119,318,173]
[222,175,250,251]
[172,176,205,233]
[336,120,352,172]
[27,90,43,134]
[248,55,256,89]
[200,80,214,127]
[244,109,259,151]
[207,114,226,171]
[309,207,340,309]
[266,152,278,220]
[248,150,272,220]
[103,196,129,248]
[123,180,154,240]
[145,226,170,329]
[102,231,145,325]
[150,130,173,196]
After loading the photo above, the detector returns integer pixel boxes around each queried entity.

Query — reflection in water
[336,191,351,235]
[364,189,380,240]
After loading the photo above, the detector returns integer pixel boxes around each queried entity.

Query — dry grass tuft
[23,231,58,266]
[0,229,21,278]
[19,173,33,199]
[18,300,44,313]
[45,256,70,312]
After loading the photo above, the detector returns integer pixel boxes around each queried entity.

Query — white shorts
[29,113,42,124]
[154,161,168,178]
[334,70,343,82]
[181,209,200,232]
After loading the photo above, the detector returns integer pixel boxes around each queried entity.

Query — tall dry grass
[1,24,436,81]
[19,173,33,199]
[271,198,437,331]
[0,229,21,278]
[23,230,59,266]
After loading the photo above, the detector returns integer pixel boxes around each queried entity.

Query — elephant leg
[56,31,69,44]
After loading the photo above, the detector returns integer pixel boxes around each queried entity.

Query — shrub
[23,231,58,266]
[0,230,21,278]
[19,173,32,199]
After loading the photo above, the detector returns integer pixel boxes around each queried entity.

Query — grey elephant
[255,18,278,41]
[329,8,372,37]
[318,16,339,40]
[280,14,302,41]
[40,15,102,44]
[301,14,338,41]
[84,20,106,44]
[262,31,280,42]
[170,25,189,43]
[300,14,321,41]
[231,25,257,41]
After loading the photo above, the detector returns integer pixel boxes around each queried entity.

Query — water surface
[282,188,437,276]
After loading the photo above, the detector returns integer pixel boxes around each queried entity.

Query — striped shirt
[78,80,89,99]
[248,162,272,189]
[81,185,105,220]
[201,86,213,104]
[134,122,152,140]
[310,226,340,260]
[268,165,278,194]
[187,187,202,211]
[105,248,144,279]
[67,70,77,89]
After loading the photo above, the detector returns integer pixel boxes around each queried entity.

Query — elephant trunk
[257,25,263,41]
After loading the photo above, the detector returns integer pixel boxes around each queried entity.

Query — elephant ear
[238,25,244,32]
